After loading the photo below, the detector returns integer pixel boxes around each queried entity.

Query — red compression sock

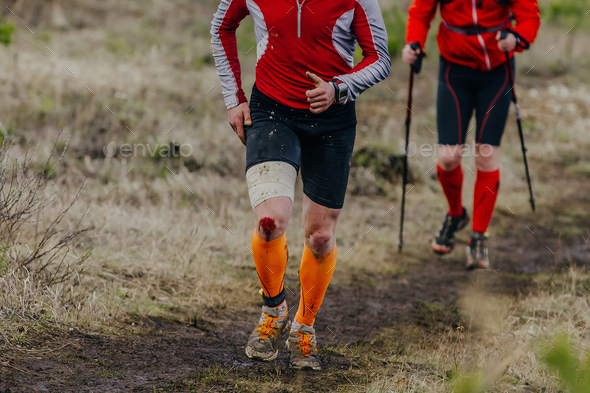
[437,164,464,218]
[472,169,500,233]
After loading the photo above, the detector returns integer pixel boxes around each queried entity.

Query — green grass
[540,0,590,28]
[0,16,15,46]
[539,333,590,392]
[382,4,407,57]
[451,328,590,392]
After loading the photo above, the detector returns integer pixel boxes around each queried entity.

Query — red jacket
[406,0,540,71]
[211,0,391,110]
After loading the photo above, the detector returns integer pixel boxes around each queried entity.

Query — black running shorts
[437,56,515,147]
[246,85,357,210]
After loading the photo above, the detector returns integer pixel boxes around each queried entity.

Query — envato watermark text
[406,141,494,158]
[103,141,193,158]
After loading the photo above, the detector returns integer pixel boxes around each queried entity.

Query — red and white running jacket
[406,0,540,71]
[211,0,391,110]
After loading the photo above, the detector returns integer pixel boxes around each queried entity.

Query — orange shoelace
[255,315,278,340]
[297,333,314,357]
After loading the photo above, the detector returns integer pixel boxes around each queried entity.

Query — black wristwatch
[330,79,349,104]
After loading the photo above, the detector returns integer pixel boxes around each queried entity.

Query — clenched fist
[401,44,421,65]
[305,72,335,114]
[496,31,517,52]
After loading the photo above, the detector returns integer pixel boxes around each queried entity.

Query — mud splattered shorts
[245,84,357,210]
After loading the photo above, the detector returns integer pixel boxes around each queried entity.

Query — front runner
[211,0,390,369]
[402,0,540,269]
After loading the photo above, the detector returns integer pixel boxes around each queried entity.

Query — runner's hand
[496,31,517,52]
[228,102,251,146]
[402,44,421,65]
[306,72,335,114]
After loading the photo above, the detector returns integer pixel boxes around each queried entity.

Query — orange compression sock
[295,243,337,327]
[252,230,288,306]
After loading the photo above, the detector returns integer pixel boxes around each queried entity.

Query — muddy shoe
[431,207,470,255]
[286,323,321,370]
[466,231,490,270]
[245,303,290,361]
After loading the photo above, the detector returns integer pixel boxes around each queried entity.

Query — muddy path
[2,186,589,392]
[0,264,471,392]
[0,266,486,393]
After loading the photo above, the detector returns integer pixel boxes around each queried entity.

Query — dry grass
[0,0,590,391]
[0,136,92,342]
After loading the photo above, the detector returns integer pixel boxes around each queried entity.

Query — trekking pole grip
[410,42,424,74]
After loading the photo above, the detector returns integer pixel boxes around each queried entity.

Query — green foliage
[0,124,13,147]
[36,31,52,43]
[41,96,54,112]
[352,144,407,183]
[540,0,590,28]
[0,243,9,274]
[541,0,590,19]
[382,4,407,57]
[453,373,486,393]
[538,333,590,392]
[452,333,590,393]
[104,38,127,54]
[0,17,15,46]
[236,16,256,57]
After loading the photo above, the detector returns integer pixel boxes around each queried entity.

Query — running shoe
[286,323,321,370]
[245,303,290,361]
[431,207,470,254]
[466,231,490,270]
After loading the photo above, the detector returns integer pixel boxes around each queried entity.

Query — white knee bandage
[246,161,297,210]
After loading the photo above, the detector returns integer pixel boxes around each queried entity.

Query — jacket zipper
[471,0,491,70]
[296,0,305,38]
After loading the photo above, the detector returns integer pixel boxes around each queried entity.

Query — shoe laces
[297,333,315,357]
[439,216,455,238]
[255,314,278,340]
[470,237,486,255]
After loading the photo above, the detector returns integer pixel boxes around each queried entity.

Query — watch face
[339,84,348,101]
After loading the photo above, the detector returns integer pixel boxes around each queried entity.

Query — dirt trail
[1,266,475,392]
[2,185,589,392]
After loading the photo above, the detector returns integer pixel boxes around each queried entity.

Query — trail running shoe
[431,207,470,255]
[286,323,321,370]
[245,303,290,361]
[466,231,490,270]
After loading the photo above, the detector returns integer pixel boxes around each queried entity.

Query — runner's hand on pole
[305,72,335,114]
[228,102,252,146]
[496,31,517,52]
[401,44,421,65]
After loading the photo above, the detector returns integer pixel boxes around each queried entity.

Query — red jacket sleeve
[211,0,249,110]
[406,0,438,49]
[510,0,541,52]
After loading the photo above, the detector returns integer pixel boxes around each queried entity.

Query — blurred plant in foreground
[452,331,590,393]
[538,332,590,392]
[0,16,15,46]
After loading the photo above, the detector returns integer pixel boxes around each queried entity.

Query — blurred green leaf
[538,332,590,392]
[0,17,15,46]
[382,4,407,57]
[453,373,486,393]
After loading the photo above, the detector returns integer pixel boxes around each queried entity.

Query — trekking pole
[399,42,424,253]
[500,30,535,212]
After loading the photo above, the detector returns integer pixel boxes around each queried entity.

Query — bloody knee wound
[259,217,277,240]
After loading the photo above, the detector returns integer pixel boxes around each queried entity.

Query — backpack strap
[439,0,510,6]
[442,15,511,36]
